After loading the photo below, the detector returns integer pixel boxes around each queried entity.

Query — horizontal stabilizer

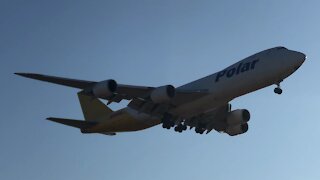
[47,118,116,136]
[15,73,96,89]
[47,117,97,129]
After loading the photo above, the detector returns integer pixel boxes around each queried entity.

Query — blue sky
[1,0,320,179]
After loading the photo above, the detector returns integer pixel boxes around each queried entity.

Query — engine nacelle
[226,109,250,126]
[92,79,117,99]
[150,85,175,103]
[225,123,249,136]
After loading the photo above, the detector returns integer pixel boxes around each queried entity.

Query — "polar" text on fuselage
[215,59,259,82]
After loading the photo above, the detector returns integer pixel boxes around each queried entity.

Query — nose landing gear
[274,82,283,95]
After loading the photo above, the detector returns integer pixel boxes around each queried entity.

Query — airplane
[15,46,306,136]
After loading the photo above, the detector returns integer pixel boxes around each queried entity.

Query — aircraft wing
[15,73,208,105]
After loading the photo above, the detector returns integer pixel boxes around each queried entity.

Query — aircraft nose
[291,51,306,71]
[297,52,306,63]
[292,51,306,65]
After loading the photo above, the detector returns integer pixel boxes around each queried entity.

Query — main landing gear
[195,127,205,134]
[174,124,187,133]
[161,114,188,133]
[195,123,206,134]
[161,114,208,134]
[161,113,174,129]
[274,82,283,95]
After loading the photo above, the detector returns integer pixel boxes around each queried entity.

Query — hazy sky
[1,0,320,180]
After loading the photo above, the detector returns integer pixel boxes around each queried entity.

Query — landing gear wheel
[182,125,187,131]
[169,121,175,128]
[195,127,205,134]
[161,113,174,129]
[174,124,185,133]
[274,82,283,95]
[162,124,171,129]
[274,87,282,95]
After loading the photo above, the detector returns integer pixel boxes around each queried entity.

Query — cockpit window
[276,47,287,50]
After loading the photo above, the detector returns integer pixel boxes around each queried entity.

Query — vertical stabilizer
[77,91,113,122]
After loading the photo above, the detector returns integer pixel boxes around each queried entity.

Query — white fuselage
[171,47,305,117]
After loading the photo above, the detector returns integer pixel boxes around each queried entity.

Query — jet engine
[225,123,249,136]
[226,109,250,126]
[92,80,118,99]
[150,85,175,103]
[224,109,250,136]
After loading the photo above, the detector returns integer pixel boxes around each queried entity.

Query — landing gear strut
[274,83,283,95]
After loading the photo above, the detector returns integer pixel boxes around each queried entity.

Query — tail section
[77,91,113,122]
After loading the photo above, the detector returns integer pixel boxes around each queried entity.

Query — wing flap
[128,98,172,115]
[116,84,154,98]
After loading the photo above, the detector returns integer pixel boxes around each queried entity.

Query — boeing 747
[16,46,306,136]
